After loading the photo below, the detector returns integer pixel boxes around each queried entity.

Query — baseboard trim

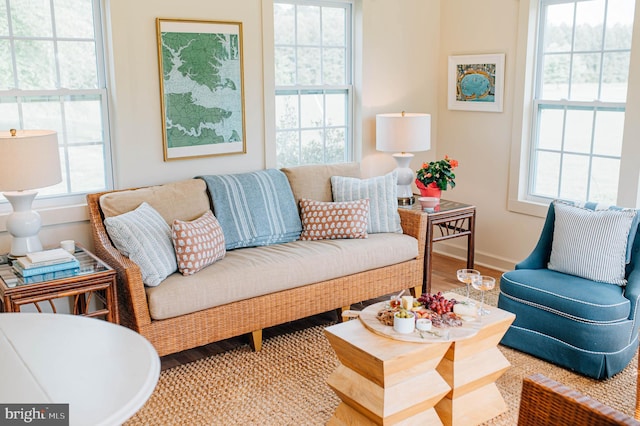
[433,244,515,273]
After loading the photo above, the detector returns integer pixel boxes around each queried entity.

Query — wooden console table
[411,200,476,295]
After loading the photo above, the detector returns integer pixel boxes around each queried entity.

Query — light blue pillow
[548,201,636,286]
[331,171,401,234]
[199,169,302,250]
[567,201,640,264]
[104,202,177,287]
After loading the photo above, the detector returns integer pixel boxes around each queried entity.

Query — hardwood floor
[160,254,504,370]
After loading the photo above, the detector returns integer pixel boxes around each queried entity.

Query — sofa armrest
[398,208,428,261]
[86,192,152,329]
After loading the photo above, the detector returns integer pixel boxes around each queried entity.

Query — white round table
[0,313,159,425]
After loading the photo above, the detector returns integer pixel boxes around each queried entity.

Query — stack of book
[13,248,80,278]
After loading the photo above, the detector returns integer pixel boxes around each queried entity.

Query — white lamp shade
[376,113,431,153]
[0,129,62,191]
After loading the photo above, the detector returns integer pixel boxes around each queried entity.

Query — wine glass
[471,275,496,316]
[456,269,480,300]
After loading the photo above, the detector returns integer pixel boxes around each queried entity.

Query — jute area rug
[125,288,638,425]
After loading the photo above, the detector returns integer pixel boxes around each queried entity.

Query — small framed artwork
[448,53,505,112]
[156,18,246,161]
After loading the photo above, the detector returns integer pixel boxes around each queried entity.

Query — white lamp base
[4,190,44,257]
[392,153,415,206]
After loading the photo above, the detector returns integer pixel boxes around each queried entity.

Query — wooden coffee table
[324,293,515,425]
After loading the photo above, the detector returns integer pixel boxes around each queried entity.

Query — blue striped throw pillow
[104,202,177,287]
[548,201,636,286]
[199,169,302,250]
[330,171,401,234]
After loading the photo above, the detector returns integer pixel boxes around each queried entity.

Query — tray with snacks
[358,293,480,343]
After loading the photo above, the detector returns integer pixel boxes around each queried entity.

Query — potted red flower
[415,156,458,198]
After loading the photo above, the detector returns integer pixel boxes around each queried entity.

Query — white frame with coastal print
[156,18,246,161]
[448,53,505,113]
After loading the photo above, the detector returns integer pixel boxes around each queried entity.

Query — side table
[410,199,476,295]
[0,312,159,425]
[0,244,118,323]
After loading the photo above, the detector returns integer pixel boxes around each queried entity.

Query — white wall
[105,0,267,188]
[3,0,638,272]
[437,0,542,270]
[359,0,440,178]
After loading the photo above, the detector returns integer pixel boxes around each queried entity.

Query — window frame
[0,0,113,213]
[273,0,355,168]
[508,0,638,216]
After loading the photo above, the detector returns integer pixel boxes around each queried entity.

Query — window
[0,0,111,206]
[529,0,635,205]
[273,0,353,168]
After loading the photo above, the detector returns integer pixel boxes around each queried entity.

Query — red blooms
[416,156,458,191]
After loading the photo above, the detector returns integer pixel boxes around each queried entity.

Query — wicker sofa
[86,163,427,356]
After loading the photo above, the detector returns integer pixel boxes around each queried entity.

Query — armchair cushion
[501,269,630,324]
[548,201,636,286]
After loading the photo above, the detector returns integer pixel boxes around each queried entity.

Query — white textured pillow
[104,202,177,287]
[330,172,401,234]
[548,201,635,286]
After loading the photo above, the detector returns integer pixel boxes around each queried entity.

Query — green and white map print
[159,20,244,159]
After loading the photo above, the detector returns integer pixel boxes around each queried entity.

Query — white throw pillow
[104,202,177,287]
[548,201,635,286]
[330,172,401,234]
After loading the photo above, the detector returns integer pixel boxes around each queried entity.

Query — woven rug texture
[125,288,638,425]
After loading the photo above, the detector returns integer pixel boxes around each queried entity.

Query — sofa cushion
[501,268,630,323]
[299,198,369,240]
[199,169,302,250]
[99,178,210,224]
[104,202,177,287]
[548,201,635,286]
[172,210,226,276]
[331,172,402,234]
[281,163,361,203]
[146,232,419,320]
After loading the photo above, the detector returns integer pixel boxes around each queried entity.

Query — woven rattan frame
[87,189,427,356]
[518,373,640,425]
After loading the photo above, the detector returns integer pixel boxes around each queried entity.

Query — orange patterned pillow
[172,210,226,275]
[299,198,369,241]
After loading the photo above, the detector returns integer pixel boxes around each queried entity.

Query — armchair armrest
[516,205,555,270]
[518,374,639,425]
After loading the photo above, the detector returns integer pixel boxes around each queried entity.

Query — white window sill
[0,203,89,232]
[507,197,549,219]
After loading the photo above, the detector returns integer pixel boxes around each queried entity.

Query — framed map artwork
[156,19,246,160]
[447,54,505,112]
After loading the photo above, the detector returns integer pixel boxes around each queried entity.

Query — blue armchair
[498,202,640,379]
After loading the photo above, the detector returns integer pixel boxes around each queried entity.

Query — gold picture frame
[156,18,246,161]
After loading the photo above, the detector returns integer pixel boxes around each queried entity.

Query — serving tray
[358,301,479,343]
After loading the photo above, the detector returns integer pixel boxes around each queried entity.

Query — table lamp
[0,129,62,256]
[376,112,431,206]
